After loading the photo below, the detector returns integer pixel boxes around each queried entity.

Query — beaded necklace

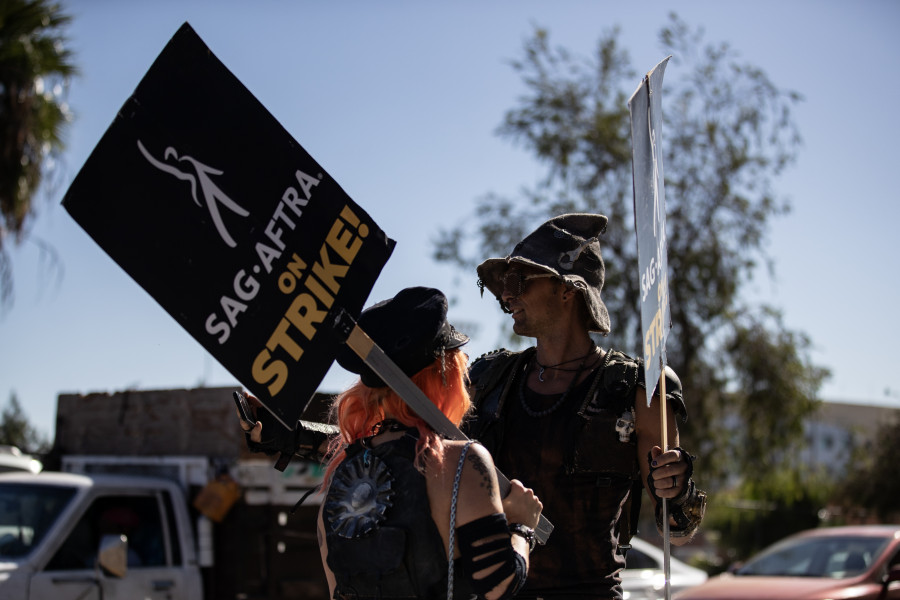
[519,348,606,417]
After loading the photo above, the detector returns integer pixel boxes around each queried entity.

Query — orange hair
[323,349,471,483]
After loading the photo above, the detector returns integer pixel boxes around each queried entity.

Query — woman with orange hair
[317,287,542,600]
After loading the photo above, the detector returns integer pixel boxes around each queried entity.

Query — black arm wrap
[293,422,334,462]
[648,448,707,538]
[456,513,527,599]
[245,418,333,463]
[637,364,688,422]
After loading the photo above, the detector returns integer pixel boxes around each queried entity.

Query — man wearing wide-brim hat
[465,213,707,599]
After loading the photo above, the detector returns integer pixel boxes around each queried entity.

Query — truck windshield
[0,483,77,559]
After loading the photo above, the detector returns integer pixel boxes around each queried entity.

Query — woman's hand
[502,479,542,530]
[235,391,263,443]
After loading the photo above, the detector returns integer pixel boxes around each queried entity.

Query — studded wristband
[509,523,536,552]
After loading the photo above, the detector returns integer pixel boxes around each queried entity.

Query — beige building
[802,400,900,478]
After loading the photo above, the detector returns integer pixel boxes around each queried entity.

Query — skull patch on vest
[325,449,396,538]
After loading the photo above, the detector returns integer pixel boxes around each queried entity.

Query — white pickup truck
[0,471,204,600]
[0,386,333,600]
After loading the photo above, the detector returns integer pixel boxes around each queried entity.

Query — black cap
[336,287,469,387]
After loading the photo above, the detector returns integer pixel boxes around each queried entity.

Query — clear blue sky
[2,0,899,441]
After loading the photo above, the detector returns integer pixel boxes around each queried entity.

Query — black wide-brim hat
[476,213,611,334]
[336,287,469,388]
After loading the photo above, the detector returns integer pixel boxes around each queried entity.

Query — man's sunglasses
[500,271,556,297]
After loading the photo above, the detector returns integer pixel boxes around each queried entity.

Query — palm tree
[0,0,76,311]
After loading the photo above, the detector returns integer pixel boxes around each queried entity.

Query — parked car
[0,446,42,474]
[621,536,709,599]
[673,525,900,600]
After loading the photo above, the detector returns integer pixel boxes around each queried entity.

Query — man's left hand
[647,446,689,501]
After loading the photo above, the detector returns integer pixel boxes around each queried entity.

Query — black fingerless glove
[244,408,296,456]
[244,411,334,465]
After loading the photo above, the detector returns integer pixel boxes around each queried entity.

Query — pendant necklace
[534,346,599,382]
[519,359,587,417]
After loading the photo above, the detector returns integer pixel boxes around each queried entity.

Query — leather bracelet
[655,481,708,538]
[509,523,536,552]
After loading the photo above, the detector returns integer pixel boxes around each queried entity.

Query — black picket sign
[63,23,395,428]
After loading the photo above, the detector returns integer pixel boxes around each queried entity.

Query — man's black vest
[462,347,686,542]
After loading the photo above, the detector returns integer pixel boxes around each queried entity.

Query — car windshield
[736,534,890,578]
[0,483,77,559]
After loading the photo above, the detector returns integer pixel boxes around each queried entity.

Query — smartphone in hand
[233,391,257,429]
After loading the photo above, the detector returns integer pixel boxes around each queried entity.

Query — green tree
[831,415,900,522]
[0,392,49,454]
[704,465,834,566]
[0,0,76,311]
[434,15,830,491]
